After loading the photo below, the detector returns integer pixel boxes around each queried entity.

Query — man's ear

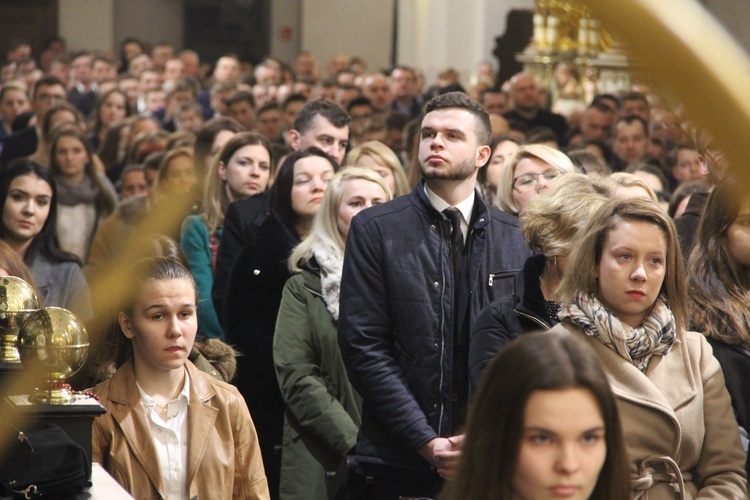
[119,312,135,340]
[287,129,301,150]
[475,144,491,168]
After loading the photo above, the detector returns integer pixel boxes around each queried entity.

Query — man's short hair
[93,55,114,67]
[613,114,648,137]
[120,163,146,182]
[70,51,93,63]
[32,75,65,100]
[424,91,491,146]
[167,78,198,99]
[346,96,372,113]
[390,65,416,79]
[282,93,307,111]
[620,91,649,108]
[226,90,255,109]
[257,102,281,116]
[587,100,613,114]
[480,87,505,101]
[292,98,350,134]
[592,93,619,112]
[178,102,203,116]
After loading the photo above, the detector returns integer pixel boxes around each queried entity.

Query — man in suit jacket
[67,52,97,118]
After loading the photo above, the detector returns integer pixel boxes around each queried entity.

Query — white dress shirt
[137,371,190,499]
[424,184,475,243]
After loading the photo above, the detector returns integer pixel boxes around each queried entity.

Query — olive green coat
[273,267,362,500]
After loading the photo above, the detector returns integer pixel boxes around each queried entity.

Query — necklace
[151,384,183,417]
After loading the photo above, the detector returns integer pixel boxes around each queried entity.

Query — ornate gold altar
[517,0,631,110]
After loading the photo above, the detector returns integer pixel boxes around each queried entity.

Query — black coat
[0,126,37,168]
[212,191,269,322]
[338,182,530,471]
[468,253,558,389]
[706,338,750,476]
[503,108,568,146]
[223,213,298,499]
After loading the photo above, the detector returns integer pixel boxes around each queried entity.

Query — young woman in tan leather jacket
[91,257,269,499]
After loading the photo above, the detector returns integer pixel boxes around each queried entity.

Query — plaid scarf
[558,292,676,372]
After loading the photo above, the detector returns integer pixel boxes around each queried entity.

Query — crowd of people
[0,33,747,499]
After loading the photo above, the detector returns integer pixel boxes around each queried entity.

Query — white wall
[59,0,183,53]
[301,0,395,74]
[396,0,533,85]
[59,0,115,52]
[113,0,183,50]
[271,0,302,65]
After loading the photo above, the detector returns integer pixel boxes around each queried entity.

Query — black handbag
[0,423,91,499]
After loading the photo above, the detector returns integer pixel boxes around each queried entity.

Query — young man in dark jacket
[338,91,530,498]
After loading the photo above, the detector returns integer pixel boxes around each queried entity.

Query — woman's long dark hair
[267,147,339,235]
[687,174,750,345]
[443,330,630,500]
[0,159,79,265]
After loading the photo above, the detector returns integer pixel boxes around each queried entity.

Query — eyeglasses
[36,94,66,103]
[513,169,565,189]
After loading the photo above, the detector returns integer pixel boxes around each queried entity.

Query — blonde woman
[180,132,273,339]
[470,173,616,387]
[609,171,659,202]
[344,140,410,197]
[496,144,575,215]
[274,168,391,498]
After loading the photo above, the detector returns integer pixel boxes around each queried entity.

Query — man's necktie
[443,207,463,283]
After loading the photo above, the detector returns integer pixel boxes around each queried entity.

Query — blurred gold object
[18,307,89,404]
[0,276,39,364]
[582,0,750,188]
[533,0,597,53]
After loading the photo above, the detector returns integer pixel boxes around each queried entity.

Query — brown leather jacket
[92,358,269,499]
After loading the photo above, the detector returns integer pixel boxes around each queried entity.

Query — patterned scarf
[312,241,343,321]
[558,291,676,372]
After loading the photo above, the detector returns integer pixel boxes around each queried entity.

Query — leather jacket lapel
[109,359,166,496]
[186,363,219,486]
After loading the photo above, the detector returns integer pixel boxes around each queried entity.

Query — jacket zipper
[515,310,551,330]
[487,269,520,287]
[437,219,447,436]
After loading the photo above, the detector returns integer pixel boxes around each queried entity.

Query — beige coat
[92,358,269,500]
[551,323,747,499]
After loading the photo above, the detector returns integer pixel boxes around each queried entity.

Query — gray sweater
[30,253,92,320]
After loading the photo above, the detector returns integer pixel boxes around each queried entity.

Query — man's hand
[417,434,465,479]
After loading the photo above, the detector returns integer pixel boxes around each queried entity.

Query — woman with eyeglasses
[496,144,575,216]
